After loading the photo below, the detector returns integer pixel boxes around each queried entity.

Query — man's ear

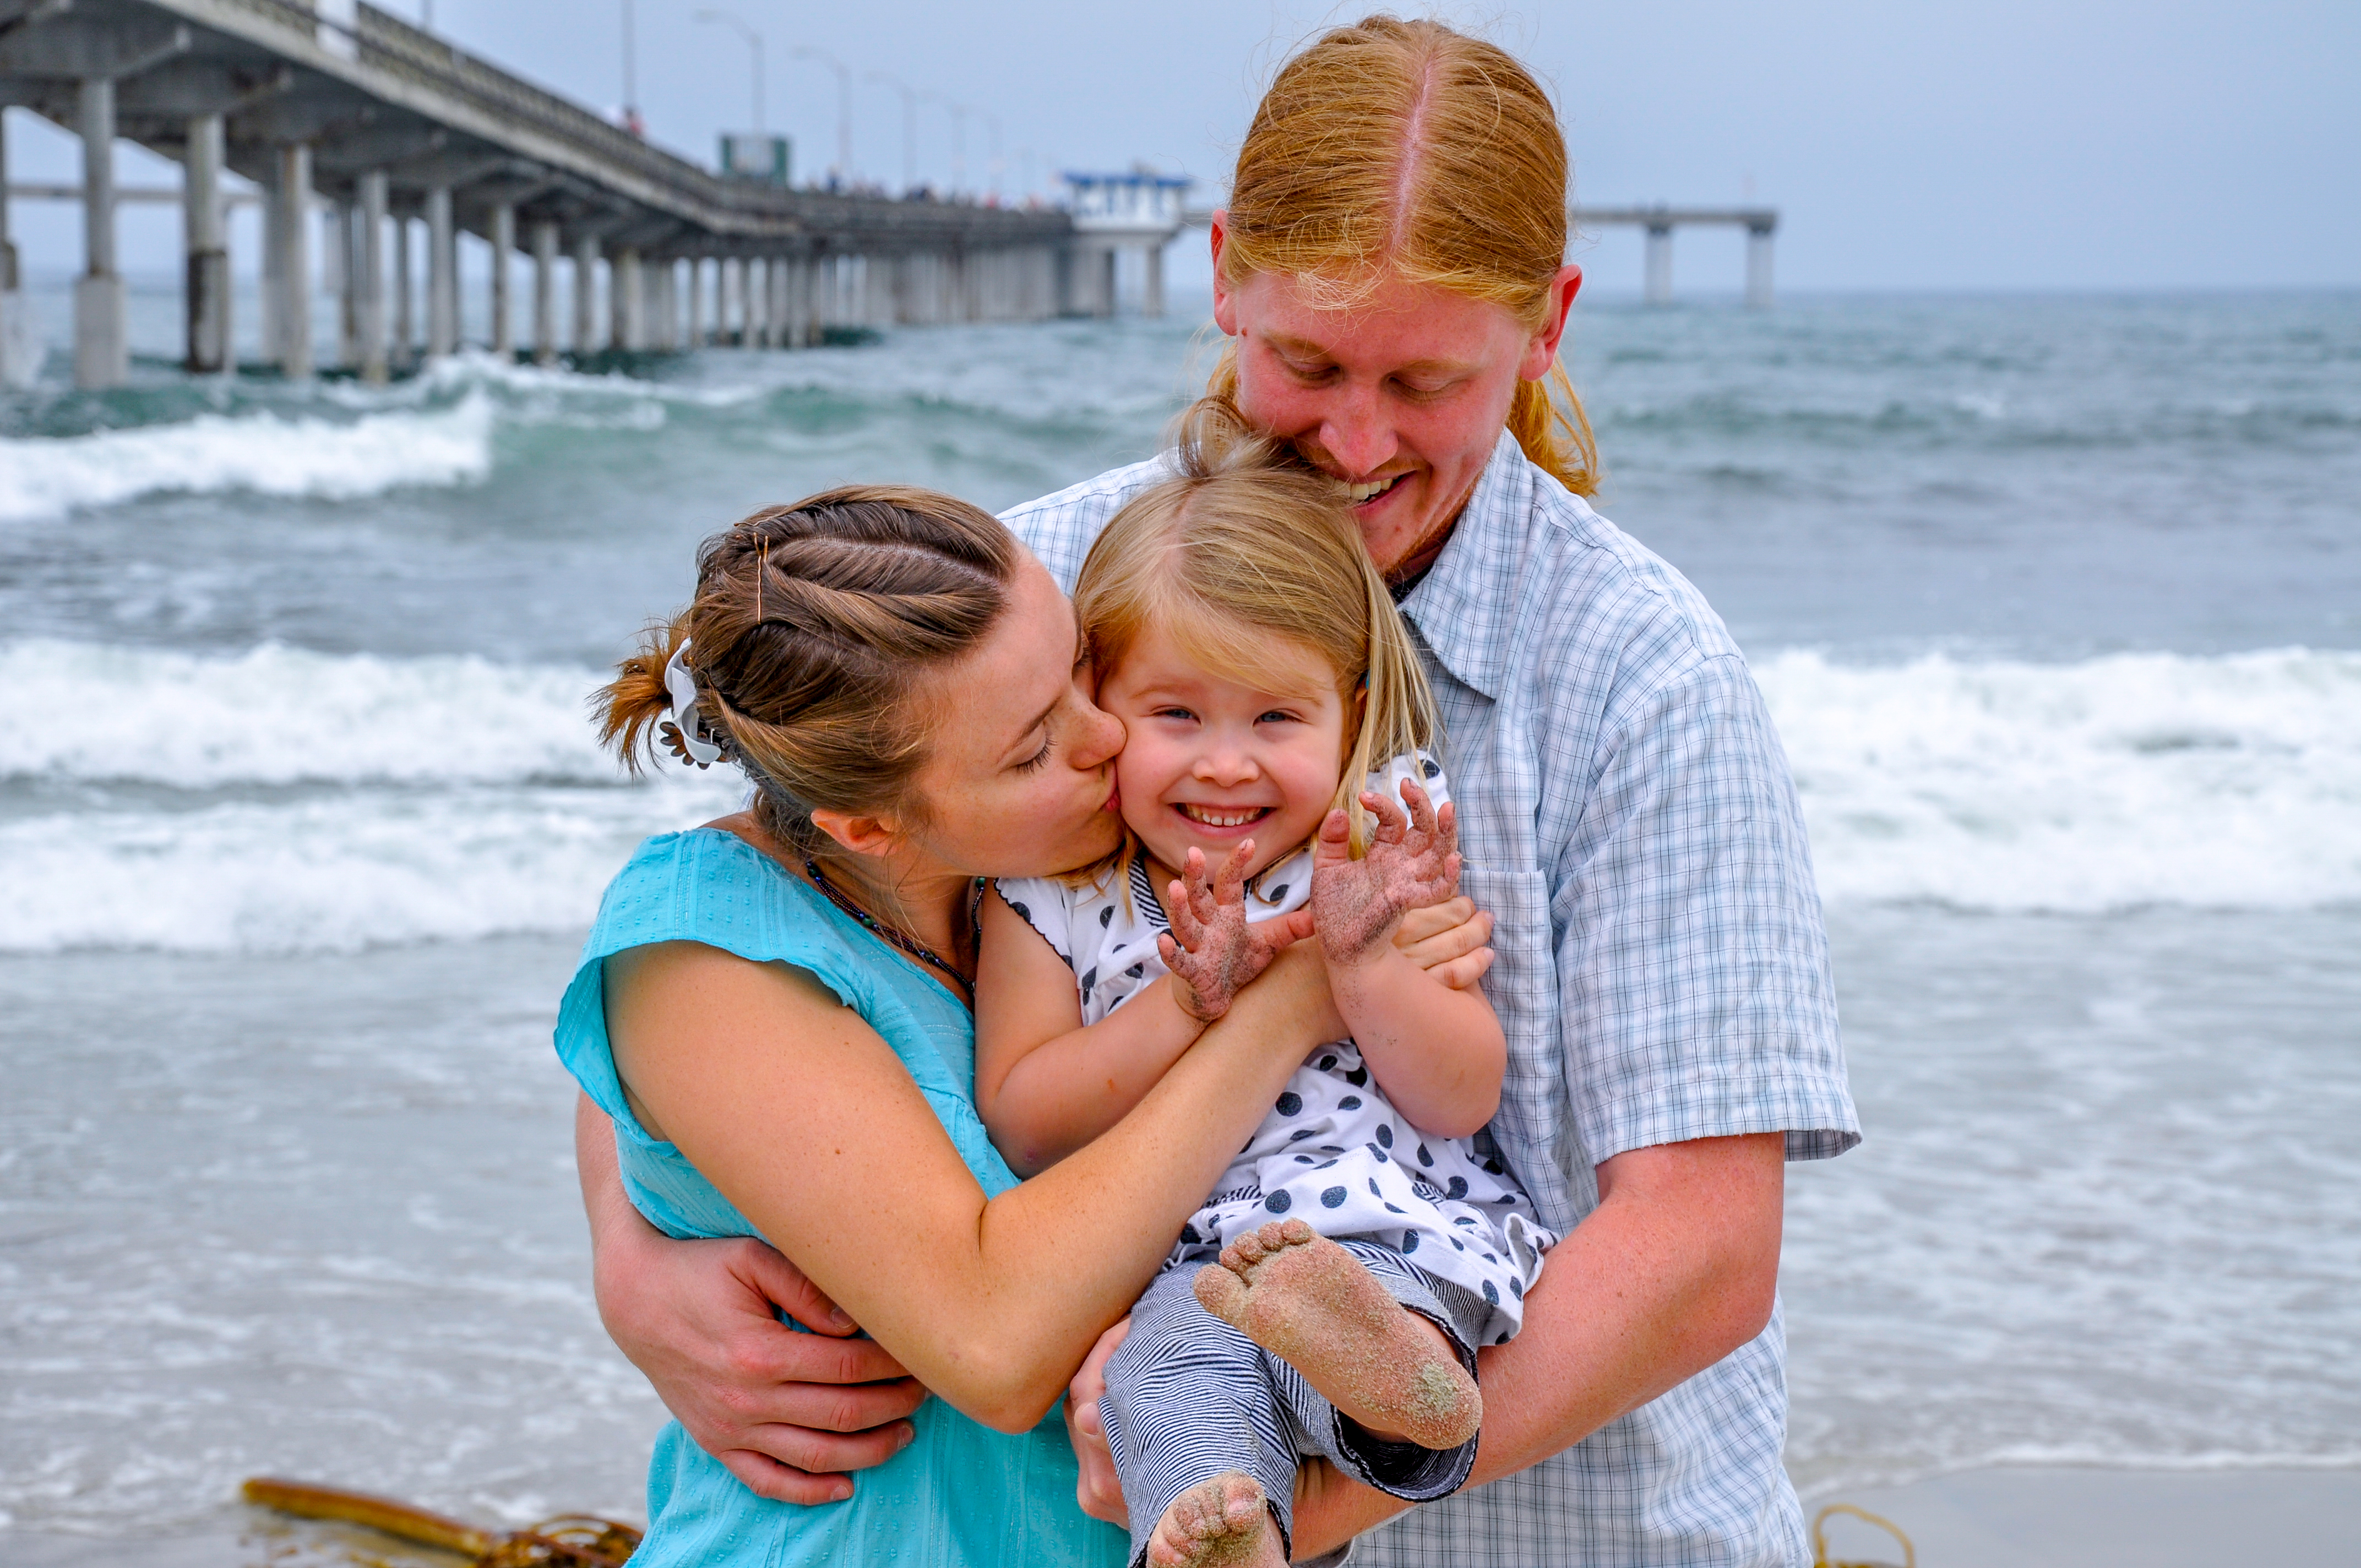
[1210,210,1239,336]
[809,806,901,860]
[1520,263,1584,381]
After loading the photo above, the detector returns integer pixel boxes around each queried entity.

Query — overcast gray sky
[6,0,2355,292]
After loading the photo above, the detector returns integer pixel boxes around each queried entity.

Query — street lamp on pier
[693,9,764,131]
[866,70,918,195]
[791,46,854,184]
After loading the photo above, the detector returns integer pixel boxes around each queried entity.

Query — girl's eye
[1257,710,1301,726]
[1152,706,1196,722]
[1017,734,1053,772]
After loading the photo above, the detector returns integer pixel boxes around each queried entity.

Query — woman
[559,488,1490,1565]
[586,17,1855,1567]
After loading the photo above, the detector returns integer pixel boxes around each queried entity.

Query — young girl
[977,406,1555,1568]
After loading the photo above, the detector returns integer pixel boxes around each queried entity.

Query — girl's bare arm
[606,937,1329,1434]
[973,890,1213,1176]
[1312,782,1506,1137]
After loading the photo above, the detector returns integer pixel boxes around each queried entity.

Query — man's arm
[1064,1132,1785,1553]
[575,1094,928,1502]
[1288,1132,1784,1556]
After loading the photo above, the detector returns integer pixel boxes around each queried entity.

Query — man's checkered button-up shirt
[1004,429,1858,1567]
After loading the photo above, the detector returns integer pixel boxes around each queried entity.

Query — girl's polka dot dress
[997,755,1555,1347]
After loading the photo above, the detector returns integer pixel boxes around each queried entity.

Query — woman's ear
[809,806,901,860]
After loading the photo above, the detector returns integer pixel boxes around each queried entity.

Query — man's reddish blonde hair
[1209,15,1599,497]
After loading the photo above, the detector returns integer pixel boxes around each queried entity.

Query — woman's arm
[607,937,1332,1434]
[575,1094,928,1502]
[972,891,1210,1176]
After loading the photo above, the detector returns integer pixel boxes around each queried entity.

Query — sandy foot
[1194,1218,1481,1451]
[1146,1470,1285,1568]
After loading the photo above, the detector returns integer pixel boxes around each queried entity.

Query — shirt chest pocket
[1457,864,1555,1066]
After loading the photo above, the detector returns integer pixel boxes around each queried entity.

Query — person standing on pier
[576,16,1855,1565]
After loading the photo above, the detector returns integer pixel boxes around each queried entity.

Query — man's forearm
[576,1092,661,1266]
[1465,1133,1785,1485]
[1286,1134,1787,1559]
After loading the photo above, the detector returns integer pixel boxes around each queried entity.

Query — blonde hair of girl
[1073,396,1438,859]
[1205,14,1601,499]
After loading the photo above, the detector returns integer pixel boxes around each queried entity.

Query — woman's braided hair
[601,486,1019,861]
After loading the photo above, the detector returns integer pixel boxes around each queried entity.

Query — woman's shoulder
[590,826,871,991]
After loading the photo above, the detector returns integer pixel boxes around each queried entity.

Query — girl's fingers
[1362,789,1408,843]
[1434,800,1458,859]
[1166,880,1204,948]
[1212,840,1255,905]
[1399,778,1435,836]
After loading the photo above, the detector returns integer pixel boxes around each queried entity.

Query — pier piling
[182,111,226,374]
[357,170,388,384]
[74,77,126,388]
[272,142,311,378]
[531,219,557,366]
[489,203,515,357]
[572,235,599,355]
[425,184,454,358]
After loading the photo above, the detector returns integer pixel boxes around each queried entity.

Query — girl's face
[1096,618,1349,882]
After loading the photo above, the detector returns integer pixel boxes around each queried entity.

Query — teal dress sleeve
[553,827,1126,1568]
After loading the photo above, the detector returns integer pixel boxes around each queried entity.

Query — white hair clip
[660,638,723,768]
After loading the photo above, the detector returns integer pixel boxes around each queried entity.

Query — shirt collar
[1396,428,1534,702]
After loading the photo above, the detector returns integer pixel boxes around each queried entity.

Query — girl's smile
[1095,621,1351,885]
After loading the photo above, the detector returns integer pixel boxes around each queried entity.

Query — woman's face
[1211,232,1581,578]
[902,554,1128,879]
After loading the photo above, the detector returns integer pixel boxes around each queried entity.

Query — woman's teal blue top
[554,827,1128,1568]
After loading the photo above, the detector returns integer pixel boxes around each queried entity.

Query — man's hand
[1062,1317,1131,1528]
[579,1097,927,1502]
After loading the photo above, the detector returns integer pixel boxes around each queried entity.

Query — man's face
[1212,231,1581,578]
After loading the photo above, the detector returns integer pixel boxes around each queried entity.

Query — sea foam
[0,394,494,524]
[1762,646,2361,912]
[3,641,2355,954]
[2,639,612,786]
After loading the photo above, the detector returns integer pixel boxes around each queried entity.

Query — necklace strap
[803,857,979,1006]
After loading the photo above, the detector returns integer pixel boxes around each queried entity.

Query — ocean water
[2,280,2357,1548]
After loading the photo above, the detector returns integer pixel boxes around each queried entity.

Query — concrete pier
[0,112,25,389]
[424,184,454,358]
[74,77,126,388]
[1643,221,1673,306]
[530,218,557,365]
[572,235,599,354]
[4,0,1194,388]
[357,169,388,383]
[182,111,227,373]
[391,210,414,368]
[272,141,311,378]
[1573,205,1781,307]
[489,202,514,356]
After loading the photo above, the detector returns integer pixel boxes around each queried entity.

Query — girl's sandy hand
[1158,842,1312,1022]
[1310,779,1462,969]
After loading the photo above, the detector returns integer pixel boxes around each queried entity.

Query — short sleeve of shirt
[1557,650,1856,1166]
[993,875,1076,970]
